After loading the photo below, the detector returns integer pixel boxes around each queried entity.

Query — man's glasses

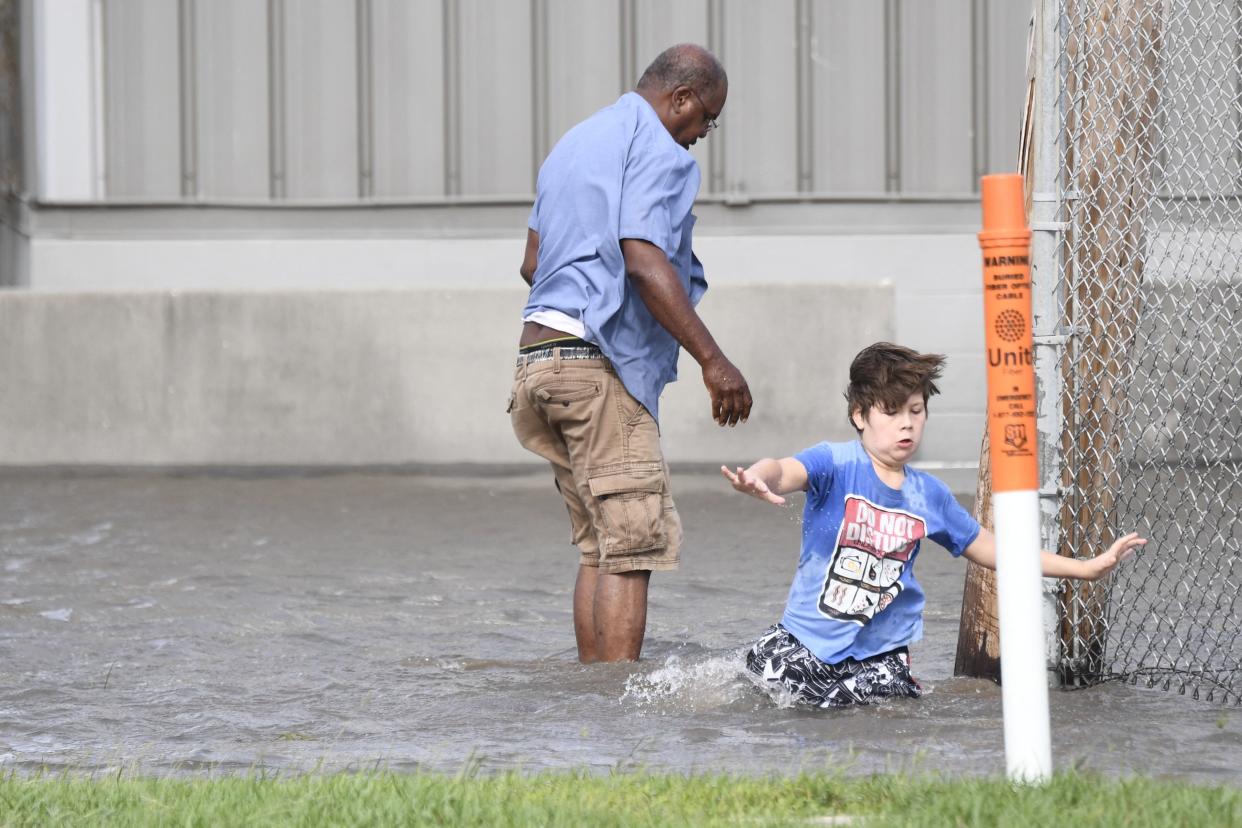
[688,88,719,132]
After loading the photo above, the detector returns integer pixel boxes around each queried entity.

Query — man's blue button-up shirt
[523,91,707,423]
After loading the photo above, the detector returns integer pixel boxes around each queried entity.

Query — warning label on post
[981,242,1038,491]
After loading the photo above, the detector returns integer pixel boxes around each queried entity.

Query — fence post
[1029,0,1066,688]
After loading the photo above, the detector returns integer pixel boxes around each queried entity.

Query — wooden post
[955,0,1160,684]
[1058,0,1161,684]
[955,9,1037,682]
[954,433,1000,678]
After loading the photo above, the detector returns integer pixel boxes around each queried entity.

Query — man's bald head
[636,44,727,97]
[635,44,727,149]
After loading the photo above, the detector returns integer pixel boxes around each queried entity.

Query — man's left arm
[520,229,539,286]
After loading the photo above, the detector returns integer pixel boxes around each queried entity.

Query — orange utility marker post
[979,173,1052,783]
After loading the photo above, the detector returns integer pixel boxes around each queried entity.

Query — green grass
[1,768,1238,827]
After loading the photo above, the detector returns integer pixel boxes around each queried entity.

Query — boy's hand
[1079,532,1147,581]
[720,465,786,506]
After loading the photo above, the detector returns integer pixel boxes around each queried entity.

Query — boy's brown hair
[846,342,946,432]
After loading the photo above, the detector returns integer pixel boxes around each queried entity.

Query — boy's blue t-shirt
[780,440,982,665]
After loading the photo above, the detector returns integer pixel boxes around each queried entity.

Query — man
[509,44,752,663]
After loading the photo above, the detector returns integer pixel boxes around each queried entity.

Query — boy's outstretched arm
[720,457,808,506]
[962,528,1147,582]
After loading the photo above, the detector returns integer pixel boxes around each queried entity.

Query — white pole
[993,489,1053,781]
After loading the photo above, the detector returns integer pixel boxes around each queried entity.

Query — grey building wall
[83,0,1027,205]
[0,0,21,287]
[0,0,18,195]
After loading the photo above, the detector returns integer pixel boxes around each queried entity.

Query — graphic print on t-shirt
[818,495,927,625]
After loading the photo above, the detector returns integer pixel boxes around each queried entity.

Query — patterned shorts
[745,624,922,709]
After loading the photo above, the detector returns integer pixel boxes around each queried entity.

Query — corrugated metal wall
[0,0,20,198]
[96,0,1029,203]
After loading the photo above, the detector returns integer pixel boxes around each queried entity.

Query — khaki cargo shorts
[509,345,682,573]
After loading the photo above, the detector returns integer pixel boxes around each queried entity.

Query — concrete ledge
[0,284,892,466]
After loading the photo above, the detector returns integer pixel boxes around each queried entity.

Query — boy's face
[853,391,927,468]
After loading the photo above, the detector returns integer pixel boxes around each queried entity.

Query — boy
[721,342,1145,708]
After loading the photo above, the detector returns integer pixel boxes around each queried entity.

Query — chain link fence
[1047,0,1242,701]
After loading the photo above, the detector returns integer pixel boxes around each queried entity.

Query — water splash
[621,651,753,712]
[739,667,802,710]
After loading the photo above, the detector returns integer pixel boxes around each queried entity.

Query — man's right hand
[702,355,752,426]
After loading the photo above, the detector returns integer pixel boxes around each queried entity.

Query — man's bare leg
[573,564,600,663]
[593,569,651,662]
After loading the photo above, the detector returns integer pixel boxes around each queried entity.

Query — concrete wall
[15,231,987,468]
[0,282,893,467]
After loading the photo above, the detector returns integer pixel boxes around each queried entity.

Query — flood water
[2,470,1240,782]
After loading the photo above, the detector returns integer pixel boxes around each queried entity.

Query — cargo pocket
[587,463,666,556]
